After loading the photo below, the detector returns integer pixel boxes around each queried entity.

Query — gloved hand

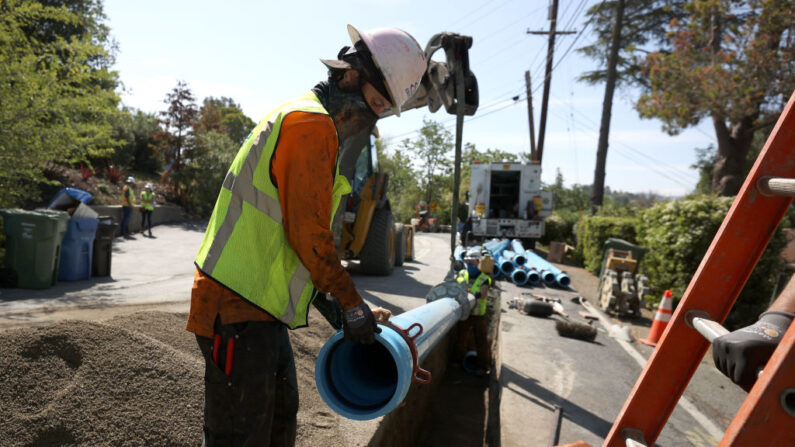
[712,311,793,391]
[342,301,381,344]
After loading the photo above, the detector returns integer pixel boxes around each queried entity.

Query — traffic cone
[639,290,674,347]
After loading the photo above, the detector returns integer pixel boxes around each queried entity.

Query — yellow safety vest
[457,269,493,316]
[141,191,154,211]
[195,92,351,329]
[122,185,135,207]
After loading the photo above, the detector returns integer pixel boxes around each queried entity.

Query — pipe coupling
[425,280,471,319]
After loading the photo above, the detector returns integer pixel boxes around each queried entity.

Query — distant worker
[140,183,155,237]
[456,248,493,376]
[713,275,794,391]
[121,176,136,237]
[186,24,426,446]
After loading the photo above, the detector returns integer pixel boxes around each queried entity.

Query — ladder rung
[685,311,730,342]
[757,176,795,197]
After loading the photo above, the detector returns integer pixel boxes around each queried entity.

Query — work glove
[712,311,793,391]
[342,301,381,344]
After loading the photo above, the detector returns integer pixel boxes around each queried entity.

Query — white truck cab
[466,161,552,241]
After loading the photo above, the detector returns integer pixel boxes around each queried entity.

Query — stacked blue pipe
[315,284,475,420]
[523,245,571,288]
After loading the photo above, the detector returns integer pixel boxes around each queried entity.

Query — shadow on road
[501,364,613,439]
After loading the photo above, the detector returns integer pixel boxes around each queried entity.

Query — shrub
[80,164,94,181]
[637,195,785,329]
[104,165,123,184]
[541,210,580,246]
[169,131,236,217]
[575,216,638,274]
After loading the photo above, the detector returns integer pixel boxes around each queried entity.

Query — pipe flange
[425,280,471,319]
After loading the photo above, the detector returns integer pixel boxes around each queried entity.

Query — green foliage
[377,140,422,223]
[109,108,162,174]
[155,80,198,171]
[397,118,452,205]
[196,97,255,146]
[576,216,639,274]
[636,195,785,328]
[577,0,686,87]
[0,0,121,208]
[170,131,236,217]
[540,211,581,246]
[634,0,794,195]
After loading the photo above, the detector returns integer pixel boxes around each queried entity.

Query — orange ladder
[603,91,795,447]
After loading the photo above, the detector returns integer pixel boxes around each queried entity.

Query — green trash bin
[0,209,69,289]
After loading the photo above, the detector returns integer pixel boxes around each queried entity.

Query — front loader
[332,31,478,275]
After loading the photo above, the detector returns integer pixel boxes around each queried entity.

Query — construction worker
[455,248,493,376]
[186,24,426,446]
[140,183,154,237]
[713,275,795,391]
[121,176,136,237]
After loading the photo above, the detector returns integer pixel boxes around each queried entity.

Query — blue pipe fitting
[511,268,529,286]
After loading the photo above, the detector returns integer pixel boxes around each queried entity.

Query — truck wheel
[360,209,395,275]
[394,223,406,267]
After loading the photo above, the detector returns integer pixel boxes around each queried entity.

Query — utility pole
[591,0,625,214]
[525,70,537,159]
[528,0,576,163]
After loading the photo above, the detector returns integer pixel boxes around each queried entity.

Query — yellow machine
[333,129,413,276]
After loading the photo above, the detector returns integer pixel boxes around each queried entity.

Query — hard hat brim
[320,58,353,70]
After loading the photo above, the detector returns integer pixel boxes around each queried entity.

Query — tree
[577,0,687,88]
[195,97,255,146]
[398,118,453,204]
[156,81,198,171]
[636,0,795,195]
[110,108,162,174]
[0,0,120,207]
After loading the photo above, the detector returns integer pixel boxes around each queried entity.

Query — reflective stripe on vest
[194,92,351,329]
[457,270,492,316]
[141,191,154,211]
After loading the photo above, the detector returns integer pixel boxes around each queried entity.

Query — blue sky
[105,0,716,196]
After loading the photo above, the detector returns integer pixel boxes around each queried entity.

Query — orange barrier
[639,290,673,347]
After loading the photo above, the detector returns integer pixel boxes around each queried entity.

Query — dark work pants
[121,206,132,234]
[196,319,298,447]
[141,210,152,233]
[456,315,490,370]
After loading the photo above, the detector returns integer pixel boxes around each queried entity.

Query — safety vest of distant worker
[457,270,493,316]
[141,191,154,211]
[122,185,135,207]
[194,92,351,329]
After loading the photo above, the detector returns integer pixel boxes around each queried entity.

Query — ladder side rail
[719,321,795,446]
[603,91,795,447]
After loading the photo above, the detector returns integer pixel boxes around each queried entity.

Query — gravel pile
[0,310,344,447]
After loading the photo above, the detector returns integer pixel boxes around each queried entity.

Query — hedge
[636,195,785,329]
[575,216,638,275]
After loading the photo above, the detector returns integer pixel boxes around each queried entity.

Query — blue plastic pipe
[511,268,529,286]
[523,267,541,285]
[483,239,510,258]
[525,250,571,288]
[495,254,515,276]
[315,291,475,420]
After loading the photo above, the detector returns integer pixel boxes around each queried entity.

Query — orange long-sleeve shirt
[186,111,362,338]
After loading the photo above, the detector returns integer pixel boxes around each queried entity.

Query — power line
[445,0,501,30]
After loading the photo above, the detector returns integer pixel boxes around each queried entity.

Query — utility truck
[465,161,552,244]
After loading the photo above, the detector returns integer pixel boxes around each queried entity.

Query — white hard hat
[145,183,153,189]
[347,25,426,117]
[126,176,135,183]
[465,248,482,261]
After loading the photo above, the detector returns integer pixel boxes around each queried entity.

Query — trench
[365,289,503,447]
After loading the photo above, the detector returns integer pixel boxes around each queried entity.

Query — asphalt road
[0,225,744,447]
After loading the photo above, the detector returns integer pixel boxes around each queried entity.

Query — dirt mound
[0,310,345,447]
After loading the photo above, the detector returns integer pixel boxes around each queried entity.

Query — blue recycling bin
[58,218,99,281]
